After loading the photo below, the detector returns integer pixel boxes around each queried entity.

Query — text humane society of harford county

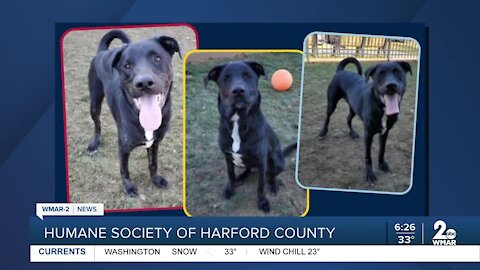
[43,226,336,240]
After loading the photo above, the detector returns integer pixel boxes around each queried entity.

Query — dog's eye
[124,63,132,69]
[154,55,161,62]
[223,75,231,82]
[243,72,251,79]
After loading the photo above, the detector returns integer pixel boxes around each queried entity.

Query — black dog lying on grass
[204,61,297,213]
[87,30,181,196]
[319,57,412,183]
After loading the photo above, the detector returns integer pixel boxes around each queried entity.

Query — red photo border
[60,23,199,213]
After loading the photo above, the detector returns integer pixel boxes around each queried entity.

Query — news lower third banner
[30,216,480,262]
[30,216,480,245]
[29,216,480,262]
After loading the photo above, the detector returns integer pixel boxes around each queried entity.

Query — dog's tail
[97,30,131,53]
[282,143,297,157]
[336,57,362,75]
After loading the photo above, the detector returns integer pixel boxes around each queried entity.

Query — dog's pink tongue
[384,94,399,115]
[139,95,162,131]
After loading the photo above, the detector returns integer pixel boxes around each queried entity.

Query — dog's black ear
[111,49,123,70]
[157,36,182,59]
[204,64,225,88]
[397,61,412,75]
[364,65,378,81]
[105,46,125,74]
[245,61,266,78]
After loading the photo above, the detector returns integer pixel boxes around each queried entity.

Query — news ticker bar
[30,245,480,262]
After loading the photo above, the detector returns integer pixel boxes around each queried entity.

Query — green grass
[298,61,418,193]
[185,52,307,216]
[63,27,197,209]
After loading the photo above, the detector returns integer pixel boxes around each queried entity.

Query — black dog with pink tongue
[86,30,181,196]
[319,57,412,183]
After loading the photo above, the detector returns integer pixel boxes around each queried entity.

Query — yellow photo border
[182,49,310,217]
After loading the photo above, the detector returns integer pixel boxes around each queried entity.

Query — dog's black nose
[386,83,398,94]
[386,83,397,90]
[232,87,245,96]
[134,76,155,90]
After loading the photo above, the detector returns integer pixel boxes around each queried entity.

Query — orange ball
[271,69,293,91]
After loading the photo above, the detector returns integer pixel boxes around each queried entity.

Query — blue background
[1,0,480,269]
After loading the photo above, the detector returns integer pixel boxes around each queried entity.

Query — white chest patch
[143,130,154,148]
[381,115,387,135]
[230,113,244,167]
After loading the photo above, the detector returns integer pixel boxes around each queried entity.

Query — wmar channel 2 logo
[432,220,457,245]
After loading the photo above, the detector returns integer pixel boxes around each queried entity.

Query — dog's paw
[269,182,279,196]
[318,130,327,140]
[87,141,99,155]
[257,197,271,213]
[122,180,138,197]
[152,174,168,188]
[366,167,377,183]
[379,161,390,172]
[349,130,360,140]
[224,186,235,199]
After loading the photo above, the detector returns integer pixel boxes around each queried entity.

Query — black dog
[204,61,296,213]
[87,30,181,196]
[319,57,412,183]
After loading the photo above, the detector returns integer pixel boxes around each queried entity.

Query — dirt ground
[298,61,418,193]
[185,52,307,216]
[62,26,197,209]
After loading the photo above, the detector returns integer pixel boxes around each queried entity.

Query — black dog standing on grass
[319,57,412,183]
[87,30,181,196]
[204,61,296,213]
